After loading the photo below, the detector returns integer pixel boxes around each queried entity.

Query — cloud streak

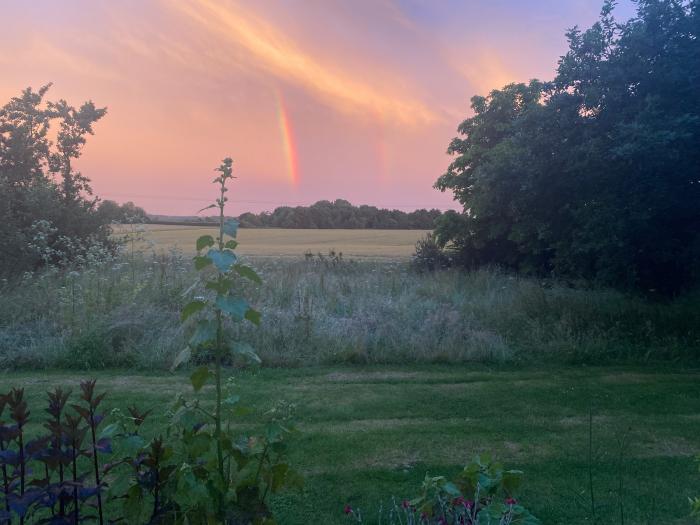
[165,0,439,126]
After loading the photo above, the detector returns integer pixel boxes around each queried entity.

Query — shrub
[344,456,540,524]
[0,85,115,278]
[0,382,111,523]
[412,234,450,272]
[691,455,700,521]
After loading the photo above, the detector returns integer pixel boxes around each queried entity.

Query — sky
[0,0,636,215]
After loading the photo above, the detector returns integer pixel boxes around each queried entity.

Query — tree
[435,0,700,295]
[0,85,111,275]
[97,200,149,224]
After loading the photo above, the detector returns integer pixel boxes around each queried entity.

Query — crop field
[3,365,699,524]
[112,224,430,259]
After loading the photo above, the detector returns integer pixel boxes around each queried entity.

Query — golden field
[113,224,429,259]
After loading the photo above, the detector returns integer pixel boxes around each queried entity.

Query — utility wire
[98,192,456,210]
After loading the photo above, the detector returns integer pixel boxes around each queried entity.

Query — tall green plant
[173,157,266,519]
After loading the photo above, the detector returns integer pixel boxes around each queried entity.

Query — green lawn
[3,365,699,524]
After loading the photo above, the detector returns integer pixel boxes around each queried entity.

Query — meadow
[2,365,699,523]
[1,245,697,370]
[2,232,699,524]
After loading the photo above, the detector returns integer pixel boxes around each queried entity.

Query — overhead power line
[98,192,457,210]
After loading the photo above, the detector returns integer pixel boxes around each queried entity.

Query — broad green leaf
[122,434,146,456]
[193,255,212,270]
[231,342,261,364]
[181,299,206,321]
[189,319,217,347]
[215,295,249,321]
[234,264,262,284]
[171,347,192,371]
[442,481,461,497]
[270,463,289,492]
[99,423,120,440]
[245,308,262,326]
[207,248,237,273]
[190,366,211,392]
[225,239,238,250]
[172,406,199,429]
[196,235,215,251]
[223,219,239,238]
[502,469,523,493]
[205,278,232,294]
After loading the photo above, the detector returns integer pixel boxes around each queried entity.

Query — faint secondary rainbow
[274,89,299,186]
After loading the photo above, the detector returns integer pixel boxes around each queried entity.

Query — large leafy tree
[435,0,700,294]
[0,84,110,275]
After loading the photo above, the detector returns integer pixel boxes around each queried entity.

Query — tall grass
[0,251,697,369]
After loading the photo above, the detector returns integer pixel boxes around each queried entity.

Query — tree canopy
[97,200,149,224]
[435,0,700,295]
[232,199,441,229]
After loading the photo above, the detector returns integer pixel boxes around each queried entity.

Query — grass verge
[3,364,699,523]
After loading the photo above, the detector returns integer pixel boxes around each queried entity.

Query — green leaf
[99,423,120,440]
[196,235,215,251]
[442,481,461,497]
[181,299,206,321]
[231,342,261,364]
[207,248,237,273]
[190,366,211,392]
[245,308,262,326]
[122,434,146,456]
[189,319,217,347]
[270,463,289,492]
[205,278,232,294]
[193,255,212,270]
[234,264,262,284]
[225,239,238,250]
[502,469,523,493]
[171,347,192,370]
[215,295,249,321]
[223,219,239,238]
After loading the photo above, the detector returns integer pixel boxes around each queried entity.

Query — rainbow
[274,89,299,186]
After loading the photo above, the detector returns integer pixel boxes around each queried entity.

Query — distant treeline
[237,200,441,229]
[150,199,442,229]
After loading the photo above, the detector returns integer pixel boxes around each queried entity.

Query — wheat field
[113,224,429,258]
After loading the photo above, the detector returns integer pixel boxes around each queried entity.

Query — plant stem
[72,439,79,524]
[152,448,161,521]
[18,423,25,525]
[0,440,10,517]
[214,171,226,514]
[89,409,104,524]
[588,408,596,523]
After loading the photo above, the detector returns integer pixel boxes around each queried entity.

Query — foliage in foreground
[435,0,700,295]
[344,457,539,524]
[0,378,299,524]
[0,158,302,524]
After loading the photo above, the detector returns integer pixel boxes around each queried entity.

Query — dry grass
[112,224,430,259]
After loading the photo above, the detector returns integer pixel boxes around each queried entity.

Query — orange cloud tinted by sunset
[0,0,627,214]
